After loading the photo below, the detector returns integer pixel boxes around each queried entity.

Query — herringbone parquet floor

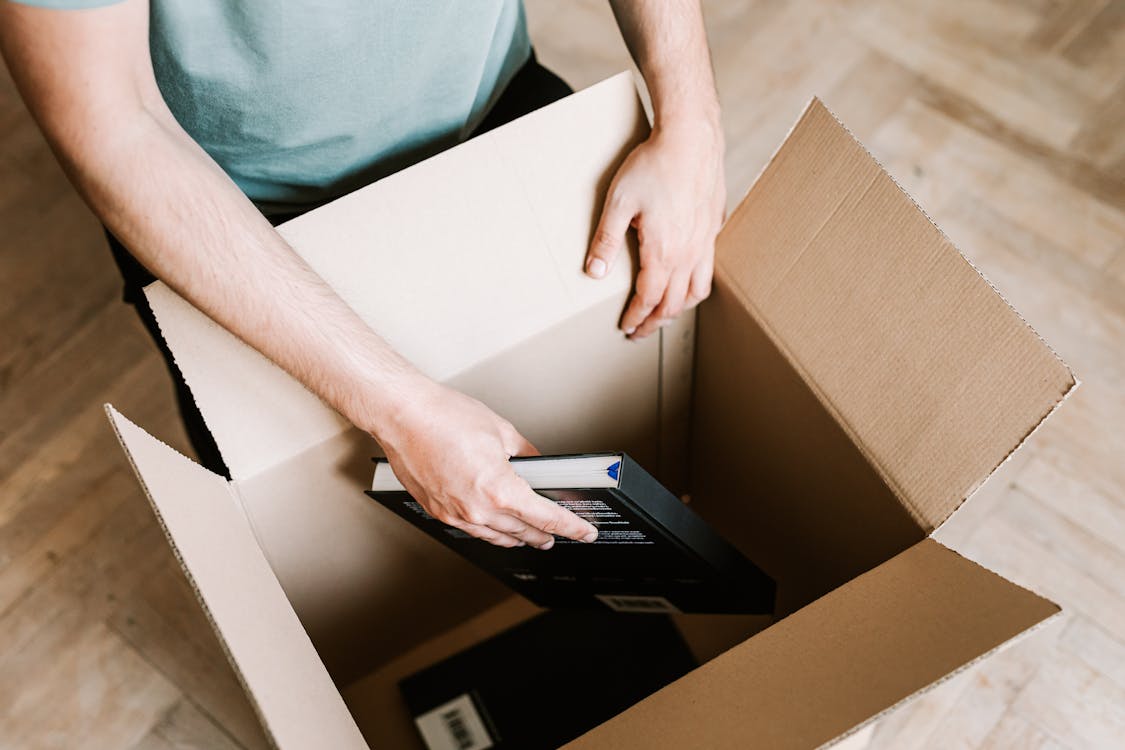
[1,1,1122,747]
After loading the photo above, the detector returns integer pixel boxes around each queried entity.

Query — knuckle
[658,297,684,318]
[662,305,684,320]
[433,510,455,526]
[461,507,488,527]
[593,228,618,249]
[643,240,668,261]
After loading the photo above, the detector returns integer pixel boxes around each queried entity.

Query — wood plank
[127,699,245,750]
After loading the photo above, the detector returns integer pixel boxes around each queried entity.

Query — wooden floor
[1,1,1122,747]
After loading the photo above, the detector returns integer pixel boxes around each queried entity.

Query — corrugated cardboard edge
[562,539,1062,750]
[103,404,282,750]
[815,541,1063,749]
[938,372,1080,534]
[808,98,1080,532]
[140,284,241,476]
[717,97,1078,530]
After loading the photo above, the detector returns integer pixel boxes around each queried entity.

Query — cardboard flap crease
[105,406,367,748]
[707,98,1075,534]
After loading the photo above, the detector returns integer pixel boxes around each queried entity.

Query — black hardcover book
[366,452,775,615]
[399,609,698,750]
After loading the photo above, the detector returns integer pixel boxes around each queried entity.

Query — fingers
[434,472,596,549]
[620,264,670,336]
[586,186,635,280]
[631,271,690,339]
[685,254,714,310]
[487,513,556,550]
[503,481,599,544]
[448,518,526,548]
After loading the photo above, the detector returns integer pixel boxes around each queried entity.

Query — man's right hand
[0,2,597,552]
[374,378,599,549]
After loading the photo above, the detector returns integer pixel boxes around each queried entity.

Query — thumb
[586,188,634,279]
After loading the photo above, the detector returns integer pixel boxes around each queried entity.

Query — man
[0,1,725,550]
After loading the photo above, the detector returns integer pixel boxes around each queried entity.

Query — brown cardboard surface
[230,294,664,682]
[104,73,1074,750]
[564,539,1060,750]
[445,295,663,470]
[232,428,509,684]
[339,598,768,749]
[691,274,925,613]
[657,309,696,495]
[342,596,542,750]
[144,72,650,480]
[712,98,1075,530]
[105,407,367,749]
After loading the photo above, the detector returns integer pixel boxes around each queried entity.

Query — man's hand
[1,2,591,551]
[375,378,599,549]
[585,116,724,339]
[593,0,725,338]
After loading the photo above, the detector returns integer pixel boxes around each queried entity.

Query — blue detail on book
[607,461,621,481]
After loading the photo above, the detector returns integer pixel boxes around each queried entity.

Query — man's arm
[587,0,726,339]
[0,0,597,549]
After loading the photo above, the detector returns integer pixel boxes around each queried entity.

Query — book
[367,452,775,615]
[399,609,698,750]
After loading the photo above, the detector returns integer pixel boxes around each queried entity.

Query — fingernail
[587,257,607,279]
[539,539,554,550]
[624,326,636,336]
[582,531,598,543]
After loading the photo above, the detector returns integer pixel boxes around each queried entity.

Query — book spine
[618,454,776,603]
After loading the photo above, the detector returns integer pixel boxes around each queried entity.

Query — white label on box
[596,594,680,613]
[414,693,494,750]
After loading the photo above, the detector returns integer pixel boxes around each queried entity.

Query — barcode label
[414,693,494,750]
[596,594,680,613]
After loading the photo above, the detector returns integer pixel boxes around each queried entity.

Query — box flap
[689,274,925,613]
[712,99,1075,530]
[105,405,367,749]
[145,72,649,479]
[564,538,1059,750]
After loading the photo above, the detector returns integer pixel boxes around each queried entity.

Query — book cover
[366,452,775,615]
[400,610,698,750]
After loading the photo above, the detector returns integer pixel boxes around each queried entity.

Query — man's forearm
[63,106,423,439]
[608,0,721,129]
[0,0,601,549]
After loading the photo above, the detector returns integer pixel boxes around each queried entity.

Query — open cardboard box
[106,73,1076,749]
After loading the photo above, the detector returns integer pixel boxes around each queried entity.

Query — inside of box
[230,290,786,745]
[231,267,918,745]
[110,400,1060,750]
[232,295,669,683]
[688,272,925,614]
[336,594,773,750]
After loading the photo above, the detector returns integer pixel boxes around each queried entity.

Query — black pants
[105,53,572,478]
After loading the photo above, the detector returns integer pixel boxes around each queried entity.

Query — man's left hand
[584,116,725,339]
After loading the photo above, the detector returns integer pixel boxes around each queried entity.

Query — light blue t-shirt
[18,0,531,213]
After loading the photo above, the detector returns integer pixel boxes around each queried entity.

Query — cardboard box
[106,72,1076,749]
